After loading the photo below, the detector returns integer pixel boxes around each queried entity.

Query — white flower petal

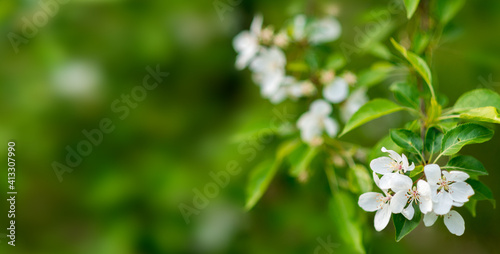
[407,162,415,172]
[390,191,408,214]
[374,204,392,231]
[449,182,474,203]
[323,117,339,138]
[340,88,368,122]
[307,17,341,44]
[250,14,263,35]
[423,212,438,227]
[453,201,464,207]
[381,147,402,162]
[424,164,441,186]
[292,15,306,41]
[444,210,465,236]
[310,99,332,115]
[370,157,394,175]
[373,172,381,189]
[358,192,383,212]
[402,204,415,220]
[323,78,349,103]
[417,180,433,214]
[443,171,470,182]
[388,174,413,193]
[433,191,453,215]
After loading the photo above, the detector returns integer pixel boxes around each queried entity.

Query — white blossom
[233,14,263,70]
[340,88,368,122]
[250,47,286,98]
[389,175,433,220]
[307,17,341,44]
[424,210,465,236]
[270,77,315,104]
[297,100,339,143]
[323,77,349,103]
[358,173,394,231]
[424,164,474,215]
[291,15,307,41]
[369,147,415,190]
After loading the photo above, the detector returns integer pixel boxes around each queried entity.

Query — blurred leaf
[289,145,319,177]
[393,203,421,241]
[459,106,500,124]
[367,42,393,60]
[391,38,433,89]
[390,82,420,109]
[245,140,299,210]
[390,129,423,155]
[454,89,500,112]
[348,164,373,194]
[435,0,466,25]
[287,61,309,72]
[466,179,496,208]
[465,199,477,217]
[427,98,442,123]
[403,0,420,19]
[412,32,430,55]
[425,126,443,155]
[330,191,365,254]
[357,62,394,88]
[325,53,346,70]
[340,99,405,136]
[443,155,488,176]
[441,123,494,156]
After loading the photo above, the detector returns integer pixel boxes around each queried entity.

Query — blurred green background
[1,0,499,253]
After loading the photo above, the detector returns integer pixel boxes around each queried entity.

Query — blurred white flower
[319,70,335,85]
[292,15,307,41]
[250,47,286,97]
[307,17,341,44]
[297,100,339,144]
[270,77,315,104]
[358,173,394,231]
[424,164,474,215]
[273,30,289,48]
[343,71,357,85]
[52,60,101,100]
[340,88,368,122]
[233,14,263,70]
[323,77,349,103]
[424,210,465,236]
[390,176,433,220]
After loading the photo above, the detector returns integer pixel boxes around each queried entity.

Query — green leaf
[466,179,496,208]
[403,0,420,19]
[390,129,423,155]
[410,165,424,177]
[356,62,395,88]
[435,0,466,25]
[425,126,443,155]
[464,199,477,217]
[391,38,432,88]
[325,53,346,70]
[443,155,488,176]
[347,165,373,194]
[393,203,421,241]
[289,145,319,177]
[459,106,500,124]
[390,82,420,109]
[454,89,500,112]
[245,140,299,210]
[340,99,405,136]
[440,123,494,156]
[330,192,365,254]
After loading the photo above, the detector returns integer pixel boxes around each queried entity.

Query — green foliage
[425,126,443,155]
[443,155,488,176]
[340,99,406,136]
[435,0,466,25]
[466,179,496,208]
[440,123,494,156]
[459,106,500,124]
[330,191,365,254]
[393,203,422,241]
[347,165,373,194]
[390,82,420,109]
[453,89,500,111]
[403,0,420,19]
[390,129,423,155]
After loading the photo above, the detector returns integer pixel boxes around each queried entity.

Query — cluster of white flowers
[233,14,368,145]
[358,148,475,236]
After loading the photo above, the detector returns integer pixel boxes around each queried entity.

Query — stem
[325,165,339,195]
[432,153,443,164]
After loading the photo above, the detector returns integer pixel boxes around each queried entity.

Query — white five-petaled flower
[389,174,433,220]
[233,14,263,70]
[323,77,349,104]
[424,164,474,215]
[424,210,465,236]
[297,100,339,144]
[370,147,415,190]
[250,47,286,98]
[358,173,393,231]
